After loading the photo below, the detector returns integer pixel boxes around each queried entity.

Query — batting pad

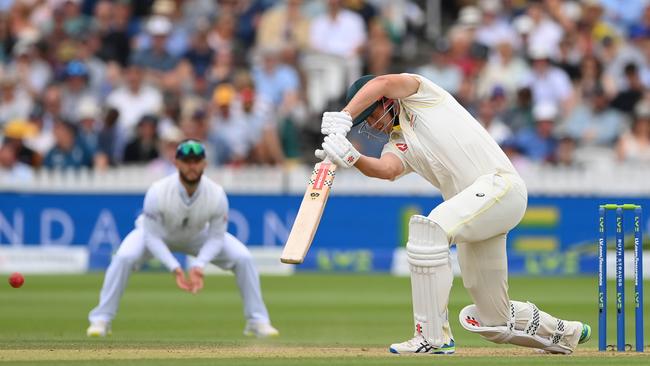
[407,215,453,347]
[459,302,574,354]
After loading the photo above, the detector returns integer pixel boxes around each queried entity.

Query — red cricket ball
[8,272,24,288]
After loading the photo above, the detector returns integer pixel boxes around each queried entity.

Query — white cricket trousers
[428,172,527,327]
[429,172,579,344]
[88,229,271,324]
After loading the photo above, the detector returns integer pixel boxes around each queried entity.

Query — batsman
[316,74,591,354]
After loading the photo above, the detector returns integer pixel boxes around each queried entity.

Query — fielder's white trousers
[88,229,271,325]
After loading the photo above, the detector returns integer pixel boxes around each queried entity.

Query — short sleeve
[399,73,446,107]
[381,133,414,180]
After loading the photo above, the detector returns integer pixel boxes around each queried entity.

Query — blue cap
[64,60,89,78]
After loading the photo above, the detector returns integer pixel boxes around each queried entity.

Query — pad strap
[551,319,566,345]
[524,302,540,336]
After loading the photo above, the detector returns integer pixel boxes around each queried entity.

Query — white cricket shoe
[243,321,279,338]
[389,334,455,355]
[86,321,111,337]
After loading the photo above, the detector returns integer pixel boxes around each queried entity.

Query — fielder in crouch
[87,140,278,338]
[316,74,591,354]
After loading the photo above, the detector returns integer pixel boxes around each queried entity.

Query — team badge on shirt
[396,143,408,152]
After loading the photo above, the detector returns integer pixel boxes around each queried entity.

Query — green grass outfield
[0,274,649,365]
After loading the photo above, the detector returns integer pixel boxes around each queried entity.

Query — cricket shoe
[389,334,455,355]
[243,321,279,338]
[578,323,592,344]
[86,321,111,337]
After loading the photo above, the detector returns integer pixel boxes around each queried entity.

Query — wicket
[598,204,644,352]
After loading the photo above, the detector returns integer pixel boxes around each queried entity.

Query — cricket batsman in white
[87,139,279,338]
[316,74,591,354]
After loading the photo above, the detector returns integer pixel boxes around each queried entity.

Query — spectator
[44,119,93,169]
[75,33,110,98]
[60,60,97,123]
[477,33,530,100]
[180,20,213,78]
[7,40,52,97]
[234,80,284,165]
[209,84,250,165]
[96,107,120,169]
[2,119,40,167]
[0,13,15,64]
[525,0,564,54]
[256,0,310,53]
[180,109,214,161]
[415,38,462,96]
[616,101,650,162]
[93,0,131,66]
[23,108,55,158]
[628,3,650,39]
[477,98,512,145]
[365,18,393,76]
[600,35,647,92]
[515,101,559,163]
[147,124,184,176]
[252,46,301,113]
[502,86,535,133]
[131,16,179,74]
[563,86,626,146]
[447,23,478,78]
[123,114,159,164]
[552,135,578,167]
[106,62,162,155]
[574,56,616,105]
[60,0,92,37]
[207,13,242,61]
[235,0,272,49]
[0,75,32,127]
[611,63,645,115]
[206,49,236,87]
[0,143,33,184]
[475,0,518,49]
[135,0,190,58]
[75,97,101,156]
[501,137,531,174]
[39,84,63,134]
[522,45,573,114]
[309,0,367,84]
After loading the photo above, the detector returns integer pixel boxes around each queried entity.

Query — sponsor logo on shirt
[396,143,408,152]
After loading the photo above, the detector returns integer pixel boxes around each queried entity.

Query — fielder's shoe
[389,334,455,355]
[86,321,111,337]
[243,321,279,338]
[578,323,592,344]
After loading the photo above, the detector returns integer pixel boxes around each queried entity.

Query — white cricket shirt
[382,74,518,200]
[135,173,228,270]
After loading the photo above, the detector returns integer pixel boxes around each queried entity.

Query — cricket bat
[281,161,337,264]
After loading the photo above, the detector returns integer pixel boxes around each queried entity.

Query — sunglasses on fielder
[176,139,206,160]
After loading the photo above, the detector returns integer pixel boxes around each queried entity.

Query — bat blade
[281,161,337,264]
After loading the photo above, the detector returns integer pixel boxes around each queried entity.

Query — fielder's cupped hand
[174,268,192,292]
[321,111,352,135]
[189,267,204,295]
[315,133,360,168]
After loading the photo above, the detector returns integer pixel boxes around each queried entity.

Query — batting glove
[321,111,353,136]
[320,133,360,168]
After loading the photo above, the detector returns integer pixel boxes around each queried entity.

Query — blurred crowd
[1,0,650,185]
